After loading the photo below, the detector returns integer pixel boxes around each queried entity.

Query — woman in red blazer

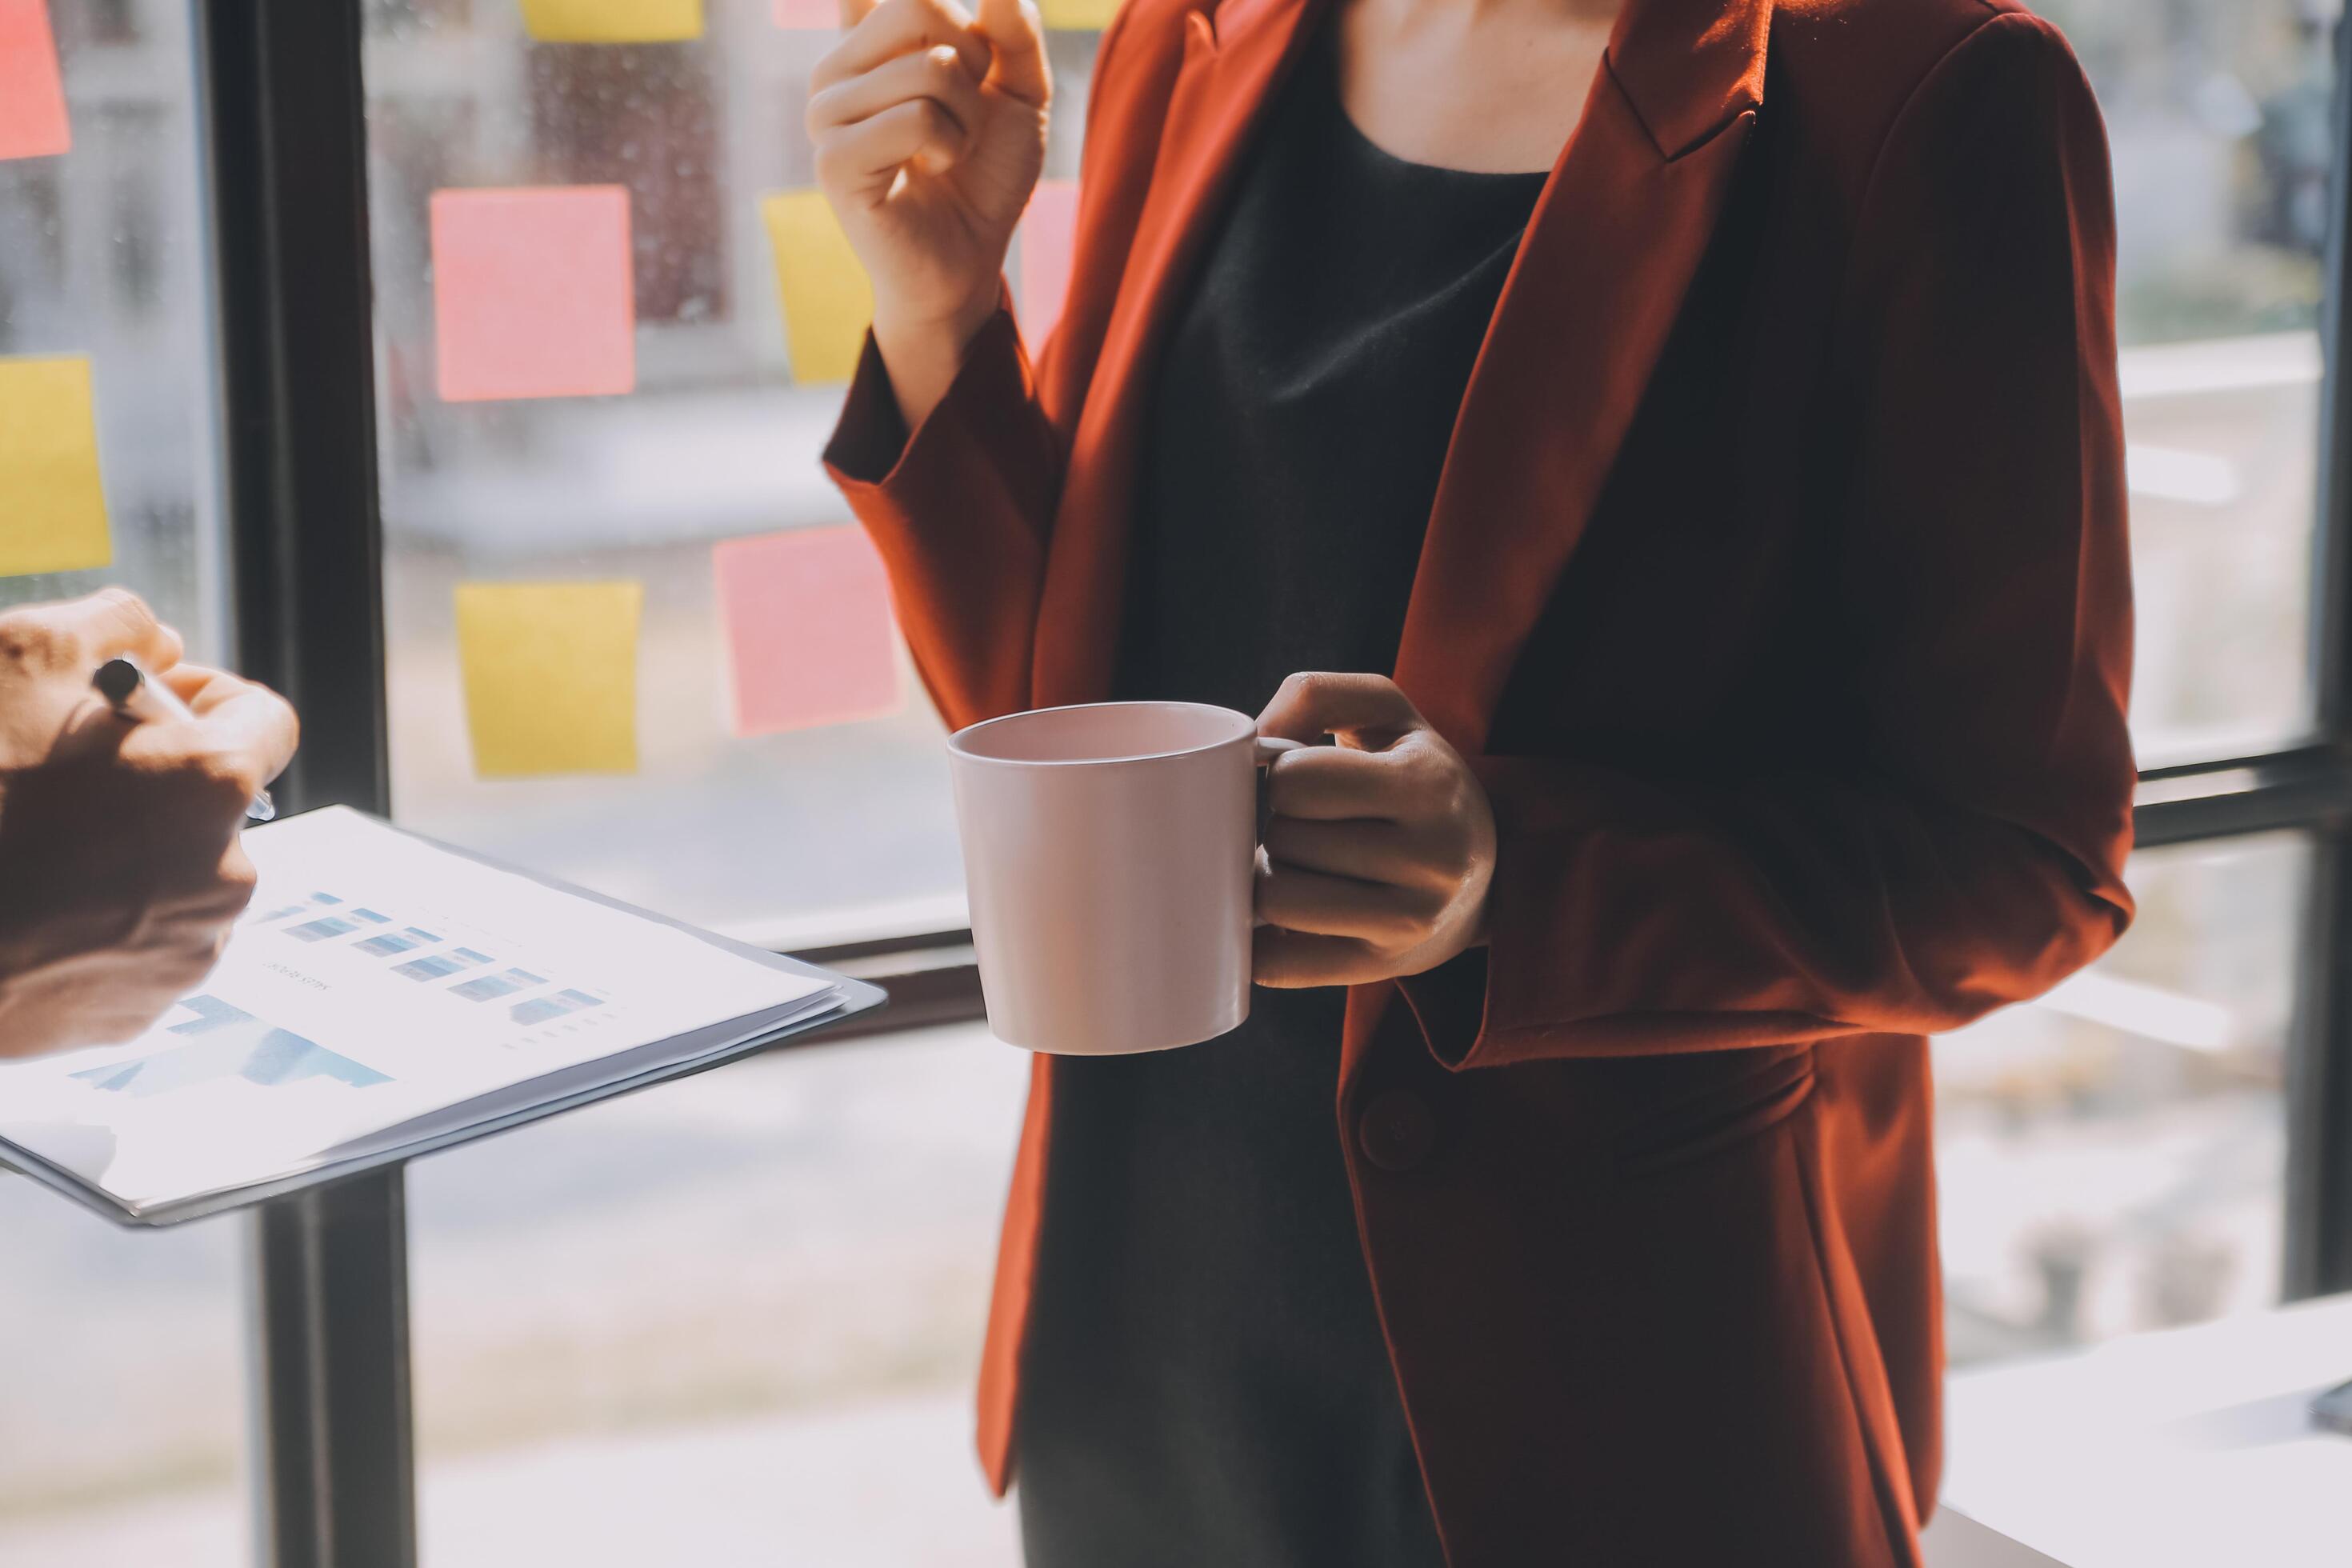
[810,0,2136,1559]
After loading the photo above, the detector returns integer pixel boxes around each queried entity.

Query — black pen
[92,655,278,823]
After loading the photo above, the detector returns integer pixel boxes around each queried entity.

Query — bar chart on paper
[73,995,390,1098]
[240,868,622,1049]
[0,810,865,1220]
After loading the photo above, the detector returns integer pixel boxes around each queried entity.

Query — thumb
[837,0,879,27]
[974,0,1050,108]
[1256,672,1426,750]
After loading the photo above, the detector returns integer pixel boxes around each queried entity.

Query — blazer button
[1358,1090,1437,1173]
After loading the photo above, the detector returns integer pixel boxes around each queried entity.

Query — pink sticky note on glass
[773,0,834,26]
[1020,181,1079,351]
[714,526,902,736]
[0,0,70,161]
[432,186,635,403]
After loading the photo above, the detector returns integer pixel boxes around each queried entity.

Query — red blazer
[824,0,2137,1559]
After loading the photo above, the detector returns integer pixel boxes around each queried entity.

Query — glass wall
[0,2,245,1561]
[354,5,1090,1562]
[2047,0,2337,761]
[0,0,229,651]
[354,0,2349,940]
[402,1022,1030,1564]
[0,1189,247,1566]
[361,0,1114,947]
[1922,0,2342,1367]
[1937,835,2308,1365]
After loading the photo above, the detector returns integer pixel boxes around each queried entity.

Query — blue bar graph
[354,926,442,958]
[450,968,546,1002]
[74,994,390,1097]
[509,989,604,1026]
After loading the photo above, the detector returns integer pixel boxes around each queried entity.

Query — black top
[1014,34,1545,1568]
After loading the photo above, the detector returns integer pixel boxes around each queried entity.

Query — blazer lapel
[1031,0,1337,708]
[1394,0,1772,752]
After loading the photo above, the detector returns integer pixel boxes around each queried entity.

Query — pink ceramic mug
[947,702,1299,1054]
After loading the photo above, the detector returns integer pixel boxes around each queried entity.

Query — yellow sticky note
[1038,0,1120,29]
[0,355,111,578]
[762,190,871,385]
[454,581,642,778]
[518,0,703,42]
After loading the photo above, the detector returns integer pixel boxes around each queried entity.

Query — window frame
[189,1,2352,1563]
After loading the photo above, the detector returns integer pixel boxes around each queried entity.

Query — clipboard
[0,810,887,1227]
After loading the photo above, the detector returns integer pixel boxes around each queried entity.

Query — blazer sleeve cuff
[1396,838,1567,1071]
[822,306,1038,497]
[1394,950,1494,1069]
[1393,762,1626,1071]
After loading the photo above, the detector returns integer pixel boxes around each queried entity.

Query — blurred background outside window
[0,2,246,1564]
[0,0,2340,1562]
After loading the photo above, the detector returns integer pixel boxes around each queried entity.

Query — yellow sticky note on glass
[454,582,642,778]
[1038,0,1119,29]
[518,0,703,42]
[0,356,111,578]
[762,190,870,385]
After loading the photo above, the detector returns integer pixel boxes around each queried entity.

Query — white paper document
[0,808,844,1218]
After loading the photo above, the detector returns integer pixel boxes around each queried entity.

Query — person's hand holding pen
[0,590,298,1058]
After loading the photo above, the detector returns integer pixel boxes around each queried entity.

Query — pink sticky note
[773,0,834,26]
[431,186,635,403]
[0,0,70,161]
[714,526,902,736]
[1020,181,1079,350]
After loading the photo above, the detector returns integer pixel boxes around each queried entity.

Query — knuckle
[0,620,56,667]
[0,618,68,670]
[162,749,257,821]
[1375,904,1430,949]
[1405,747,1454,799]
[809,42,851,91]
[812,135,849,184]
[95,586,156,629]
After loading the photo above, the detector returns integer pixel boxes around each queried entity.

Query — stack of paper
[0,808,878,1223]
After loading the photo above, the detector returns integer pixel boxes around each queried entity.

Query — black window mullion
[198,1,414,1564]
[2278,10,2352,1301]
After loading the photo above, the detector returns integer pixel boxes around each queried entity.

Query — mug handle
[1254,736,1304,844]
[1254,736,1306,768]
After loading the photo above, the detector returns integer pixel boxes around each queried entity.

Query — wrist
[872,274,1002,345]
[871,284,1003,430]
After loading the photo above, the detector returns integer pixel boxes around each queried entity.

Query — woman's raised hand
[810,0,1050,425]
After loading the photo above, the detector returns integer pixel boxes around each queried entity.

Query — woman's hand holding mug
[810,0,1050,428]
[1254,673,1497,988]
